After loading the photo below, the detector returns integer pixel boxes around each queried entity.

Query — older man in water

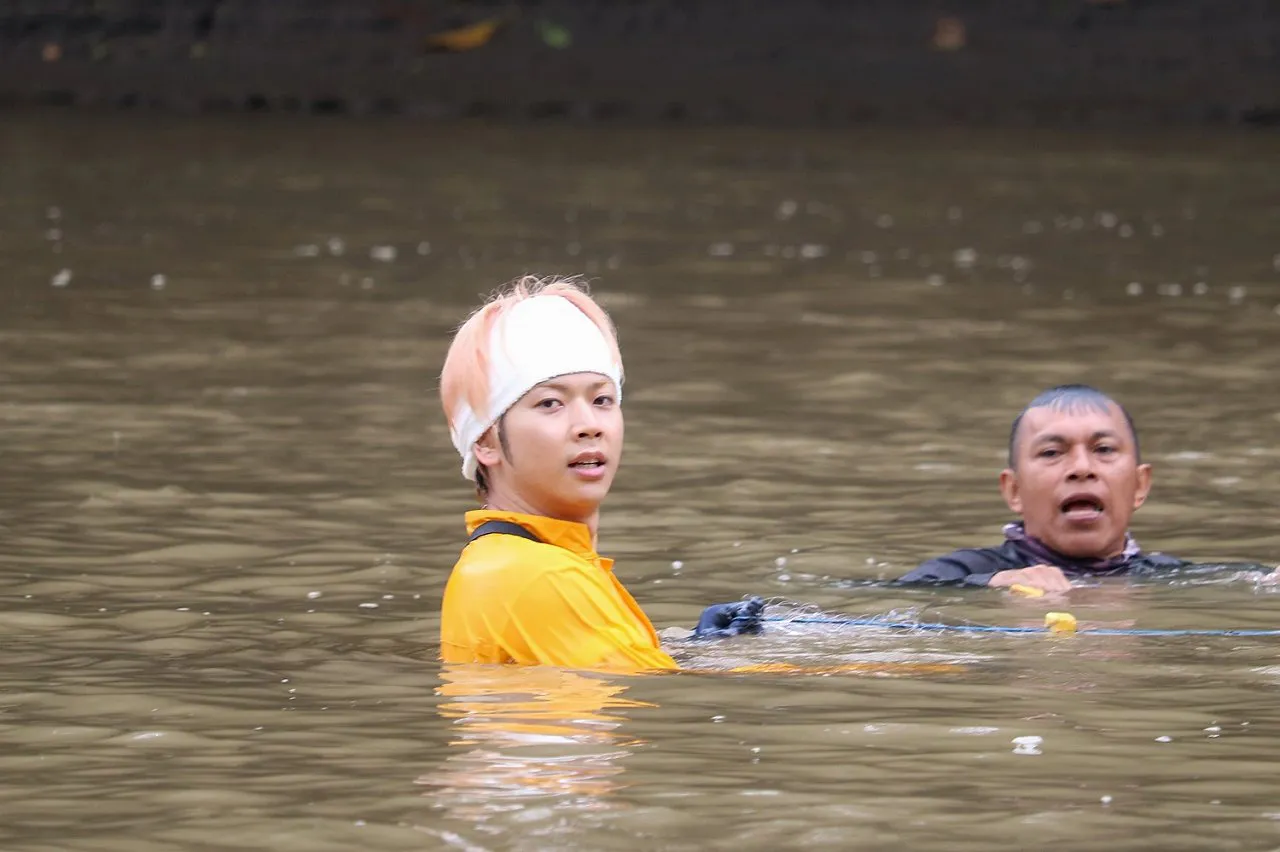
[898,384,1187,592]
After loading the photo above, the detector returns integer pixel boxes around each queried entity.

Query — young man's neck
[483,492,601,547]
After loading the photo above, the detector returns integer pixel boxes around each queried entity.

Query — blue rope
[765,616,1280,637]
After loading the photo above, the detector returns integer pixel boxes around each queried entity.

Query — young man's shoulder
[455,534,595,579]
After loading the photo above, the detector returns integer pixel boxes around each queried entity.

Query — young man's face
[999,402,1152,559]
[474,373,623,524]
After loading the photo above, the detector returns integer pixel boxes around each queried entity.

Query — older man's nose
[1065,445,1097,480]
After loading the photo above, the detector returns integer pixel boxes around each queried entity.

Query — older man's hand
[989,564,1073,594]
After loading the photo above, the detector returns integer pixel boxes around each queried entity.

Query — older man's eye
[1037,448,1060,458]
[1096,444,1117,455]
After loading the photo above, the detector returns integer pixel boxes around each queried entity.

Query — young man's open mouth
[569,450,608,480]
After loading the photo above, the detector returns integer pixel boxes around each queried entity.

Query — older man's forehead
[1021,401,1130,438]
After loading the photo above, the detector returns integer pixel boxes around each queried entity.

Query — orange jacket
[439,510,680,672]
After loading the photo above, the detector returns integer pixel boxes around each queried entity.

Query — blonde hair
[440,275,623,431]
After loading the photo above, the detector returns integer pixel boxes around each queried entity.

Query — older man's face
[1000,402,1152,559]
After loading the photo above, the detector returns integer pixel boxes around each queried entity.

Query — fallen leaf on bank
[426,17,504,52]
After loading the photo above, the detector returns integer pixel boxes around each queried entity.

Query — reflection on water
[420,664,651,825]
[1,113,1279,850]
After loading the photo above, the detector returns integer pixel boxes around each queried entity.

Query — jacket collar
[465,509,607,565]
[1002,521,1142,572]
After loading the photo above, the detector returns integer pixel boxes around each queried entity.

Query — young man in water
[438,275,761,672]
[897,385,1186,592]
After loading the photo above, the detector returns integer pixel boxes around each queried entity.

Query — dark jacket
[897,536,1188,587]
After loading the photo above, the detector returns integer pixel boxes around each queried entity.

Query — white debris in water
[927,274,945,287]
[370,245,396,262]
[1097,211,1118,229]
[1157,283,1183,297]
[775,200,798,220]
[416,241,431,255]
[47,205,61,220]
[1012,735,1043,755]
[775,557,787,568]
[776,574,790,582]
[381,594,394,600]
[1228,285,1247,304]
[50,268,72,288]
[952,248,977,269]
[950,726,999,735]
[1100,795,1113,806]
[800,244,827,260]
[132,732,165,741]
[1127,281,1143,296]
[1193,282,1209,295]
[150,274,166,290]
[1118,223,1134,238]
[875,214,894,229]
[712,715,726,722]
[326,237,345,256]
[46,227,62,241]
[306,591,321,599]
[1155,735,1172,742]
[671,560,683,571]
[708,242,735,257]
[567,241,582,256]
[294,244,320,257]
[359,602,379,609]
[1205,725,1222,734]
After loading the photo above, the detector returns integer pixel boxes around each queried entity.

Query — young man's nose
[571,398,605,438]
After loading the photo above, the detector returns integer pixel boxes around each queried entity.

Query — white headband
[449,294,623,481]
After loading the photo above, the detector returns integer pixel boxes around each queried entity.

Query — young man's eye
[594,395,615,406]
[535,398,561,409]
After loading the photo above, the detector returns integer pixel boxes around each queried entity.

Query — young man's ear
[999,468,1022,514]
[1132,463,1153,508]
[473,428,504,469]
